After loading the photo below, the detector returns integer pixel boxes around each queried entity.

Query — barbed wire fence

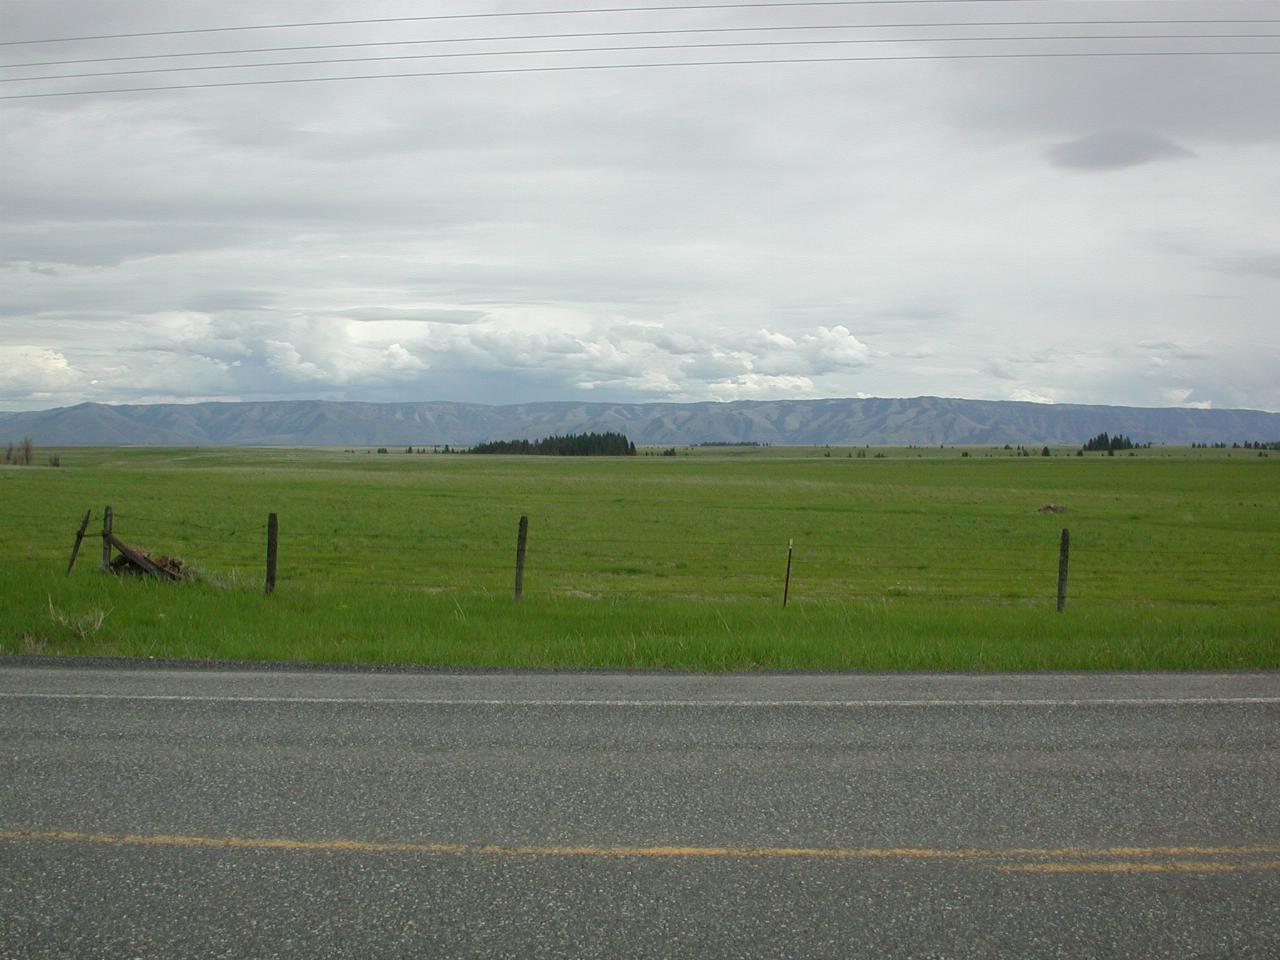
[57,504,1278,609]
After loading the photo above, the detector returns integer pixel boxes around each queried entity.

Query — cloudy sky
[2,0,1278,412]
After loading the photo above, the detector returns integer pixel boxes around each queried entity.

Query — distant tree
[1041,446,1051,457]
[4,438,36,466]
[1083,432,1136,453]
[469,432,637,457]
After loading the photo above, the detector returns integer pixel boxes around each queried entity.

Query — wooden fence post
[783,538,794,607]
[1056,527,1070,612]
[265,512,278,595]
[67,509,91,575]
[514,515,529,602]
[100,506,113,571]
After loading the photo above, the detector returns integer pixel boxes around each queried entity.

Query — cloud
[1214,254,1280,281]
[0,306,877,407]
[1046,131,1195,171]
[339,308,488,325]
[1009,389,1056,405]
[0,347,83,397]
[0,1,1276,413]
[706,374,818,401]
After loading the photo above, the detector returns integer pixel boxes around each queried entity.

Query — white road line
[2,693,1278,707]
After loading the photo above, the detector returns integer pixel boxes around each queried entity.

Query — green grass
[2,445,1277,670]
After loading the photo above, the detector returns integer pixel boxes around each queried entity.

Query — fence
[64,505,1277,609]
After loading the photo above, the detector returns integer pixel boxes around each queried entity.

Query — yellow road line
[3,830,1279,867]
[1000,860,1280,875]
[0,831,468,855]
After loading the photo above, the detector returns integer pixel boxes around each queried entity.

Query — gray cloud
[1216,254,1280,281]
[948,53,1280,144]
[1046,131,1195,171]
[339,308,489,325]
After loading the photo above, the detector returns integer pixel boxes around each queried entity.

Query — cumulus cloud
[706,374,818,401]
[0,347,83,397]
[1009,389,1056,405]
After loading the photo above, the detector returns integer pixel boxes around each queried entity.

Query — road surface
[2,663,1278,958]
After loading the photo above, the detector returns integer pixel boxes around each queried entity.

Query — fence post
[783,538,794,607]
[1056,527,1070,612]
[265,512,278,595]
[514,514,529,602]
[100,506,113,571]
[67,509,92,575]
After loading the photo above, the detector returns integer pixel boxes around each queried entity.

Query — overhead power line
[3,48,1277,102]
[7,19,1277,70]
[0,0,1132,47]
[9,34,1277,85]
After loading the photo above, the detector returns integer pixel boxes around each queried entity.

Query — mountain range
[3,397,1278,447]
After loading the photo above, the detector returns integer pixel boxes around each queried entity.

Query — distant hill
[2,397,1278,447]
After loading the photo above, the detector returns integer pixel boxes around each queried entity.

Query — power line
[8,19,1277,70]
[4,48,1277,101]
[12,33,1275,84]
[0,1,1135,47]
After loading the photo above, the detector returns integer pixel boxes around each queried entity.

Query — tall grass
[9,569,1276,670]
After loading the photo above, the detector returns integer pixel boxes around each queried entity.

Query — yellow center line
[1001,860,1280,875]
[3,829,1279,869]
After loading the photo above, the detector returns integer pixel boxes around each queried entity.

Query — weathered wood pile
[105,535,187,581]
[108,545,187,580]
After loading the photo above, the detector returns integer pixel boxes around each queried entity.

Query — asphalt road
[2,664,1277,958]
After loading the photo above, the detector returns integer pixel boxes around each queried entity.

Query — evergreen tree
[469,432,637,456]
[1083,431,1136,452]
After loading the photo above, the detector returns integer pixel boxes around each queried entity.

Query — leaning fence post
[265,512,278,594]
[67,509,91,575]
[100,506,113,571]
[514,514,529,602]
[783,538,794,607]
[1056,527,1070,612]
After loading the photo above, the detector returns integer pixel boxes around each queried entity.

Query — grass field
[1,444,1276,670]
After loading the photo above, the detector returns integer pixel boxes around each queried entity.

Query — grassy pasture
[1,444,1276,670]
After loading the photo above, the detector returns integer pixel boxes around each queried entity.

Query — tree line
[1191,440,1280,450]
[1082,432,1143,452]
[469,432,637,456]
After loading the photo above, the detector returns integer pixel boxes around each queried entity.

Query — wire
[0,2,1103,47]
[9,19,1275,69]
[5,48,1276,101]
[12,33,1274,84]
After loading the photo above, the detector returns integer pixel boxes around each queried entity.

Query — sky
[1,0,1278,412]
